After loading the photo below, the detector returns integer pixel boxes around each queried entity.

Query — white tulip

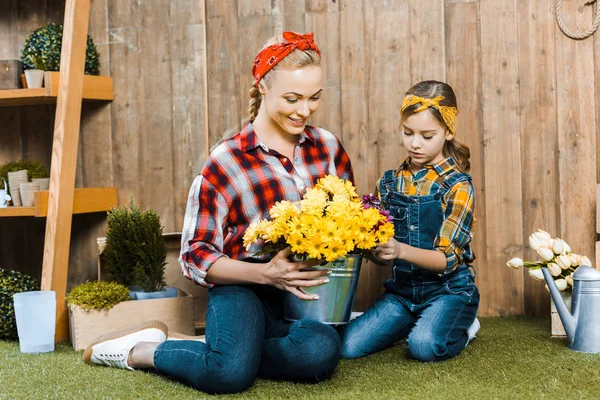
[555,279,568,291]
[533,230,551,247]
[568,253,579,267]
[506,257,524,269]
[555,255,571,270]
[561,240,572,254]
[548,262,562,276]
[551,239,564,255]
[537,246,555,262]
[529,235,543,251]
[528,268,545,281]
[579,256,592,267]
[565,274,574,287]
[535,229,552,241]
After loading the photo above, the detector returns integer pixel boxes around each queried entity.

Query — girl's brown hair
[401,80,470,172]
[247,34,321,122]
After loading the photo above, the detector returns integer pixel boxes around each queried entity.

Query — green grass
[1,317,600,399]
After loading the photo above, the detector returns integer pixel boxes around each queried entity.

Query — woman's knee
[292,320,341,381]
[188,353,258,394]
[407,332,447,362]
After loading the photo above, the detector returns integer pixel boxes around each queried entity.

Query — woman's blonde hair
[247,34,321,122]
[401,80,470,172]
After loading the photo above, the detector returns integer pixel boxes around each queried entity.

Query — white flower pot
[24,69,44,88]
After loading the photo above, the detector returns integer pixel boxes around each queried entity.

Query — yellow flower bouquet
[242,175,395,262]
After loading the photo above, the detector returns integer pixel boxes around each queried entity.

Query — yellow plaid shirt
[376,157,476,272]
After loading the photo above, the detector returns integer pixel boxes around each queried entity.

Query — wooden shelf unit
[1,0,114,342]
[0,72,113,107]
[0,187,117,217]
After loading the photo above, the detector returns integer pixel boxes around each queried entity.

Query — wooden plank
[237,1,272,125]
[445,0,488,314]
[107,2,142,207]
[41,0,91,342]
[272,0,306,33]
[34,187,117,216]
[206,0,242,148]
[44,72,114,100]
[480,0,524,316]
[137,0,175,228]
[305,0,341,135]
[170,0,209,230]
[517,0,558,316]
[0,207,36,217]
[410,0,446,82]
[556,0,597,264]
[339,0,371,311]
[357,0,410,310]
[0,74,114,107]
[598,184,600,234]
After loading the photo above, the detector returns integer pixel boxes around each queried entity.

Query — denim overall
[340,167,480,362]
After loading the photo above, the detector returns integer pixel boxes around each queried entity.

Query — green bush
[66,281,130,311]
[0,159,49,183]
[104,197,167,292]
[21,23,100,75]
[0,269,40,340]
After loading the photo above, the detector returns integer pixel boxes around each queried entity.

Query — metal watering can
[542,265,600,353]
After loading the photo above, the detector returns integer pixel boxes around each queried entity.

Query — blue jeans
[340,267,479,361]
[153,285,341,394]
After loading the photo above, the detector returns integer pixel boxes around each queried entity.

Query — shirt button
[409,225,417,231]
[282,158,287,162]
[294,157,299,162]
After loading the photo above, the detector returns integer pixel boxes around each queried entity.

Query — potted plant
[21,23,100,76]
[0,159,49,184]
[103,197,177,300]
[66,281,131,311]
[23,55,45,88]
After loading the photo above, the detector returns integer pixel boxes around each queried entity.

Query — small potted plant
[23,55,45,88]
[66,281,131,311]
[0,268,40,340]
[21,23,101,76]
[103,196,177,300]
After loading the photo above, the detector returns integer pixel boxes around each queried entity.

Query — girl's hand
[374,238,402,261]
[263,247,329,300]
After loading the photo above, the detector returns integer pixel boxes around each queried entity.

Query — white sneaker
[466,318,480,345]
[167,332,206,343]
[83,320,168,370]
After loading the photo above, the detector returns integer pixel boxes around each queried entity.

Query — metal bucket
[284,254,363,324]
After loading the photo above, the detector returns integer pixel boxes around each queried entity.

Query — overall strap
[379,169,397,207]
[440,170,472,193]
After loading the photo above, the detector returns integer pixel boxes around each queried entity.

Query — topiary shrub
[104,196,167,292]
[0,269,40,340]
[21,23,100,75]
[66,281,130,311]
[0,159,49,183]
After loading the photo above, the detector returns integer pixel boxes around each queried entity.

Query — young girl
[340,80,480,362]
[83,32,354,393]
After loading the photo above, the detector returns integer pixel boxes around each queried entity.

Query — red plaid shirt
[180,123,354,287]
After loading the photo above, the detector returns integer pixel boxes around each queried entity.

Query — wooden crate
[0,60,23,89]
[550,291,572,337]
[69,289,194,351]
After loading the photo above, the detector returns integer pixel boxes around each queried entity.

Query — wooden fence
[0,0,598,316]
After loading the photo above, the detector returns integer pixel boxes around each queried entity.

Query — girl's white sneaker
[83,320,168,370]
[466,318,481,345]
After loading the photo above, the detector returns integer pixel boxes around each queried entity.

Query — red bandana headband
[252,32,321,87]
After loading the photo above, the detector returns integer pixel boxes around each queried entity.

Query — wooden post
[40,0,91,342]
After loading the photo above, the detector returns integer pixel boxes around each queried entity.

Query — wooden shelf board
[0,187,117,217]
[0,72,113,107]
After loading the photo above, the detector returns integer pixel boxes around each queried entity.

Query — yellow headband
[400,95,458,135]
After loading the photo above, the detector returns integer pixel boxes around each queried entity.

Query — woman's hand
[373,238,402,261]
[262,247,330,300]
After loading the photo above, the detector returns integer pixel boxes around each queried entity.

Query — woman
[83,32,354,394]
